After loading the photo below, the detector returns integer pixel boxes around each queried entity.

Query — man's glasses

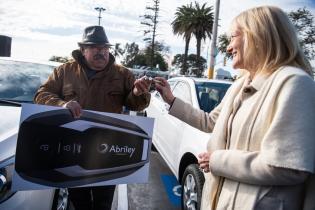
[85,45,110,52]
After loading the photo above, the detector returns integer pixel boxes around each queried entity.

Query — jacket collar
[250,73,268,91]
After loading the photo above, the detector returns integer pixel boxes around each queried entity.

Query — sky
[0,0,314,69]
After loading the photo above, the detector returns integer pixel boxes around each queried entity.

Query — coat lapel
[202,75,248,210]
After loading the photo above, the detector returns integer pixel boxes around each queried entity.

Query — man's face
[81,44,110,71]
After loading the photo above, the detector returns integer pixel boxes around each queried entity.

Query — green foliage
[121,42,140,67]
[172,53,206,76]
[140,0,160,68]
[172,3,194,39]
[49,56,71,63]
[172,3,194,75]
[132,54,147,67]
[125,52,168,71]
[288,7,315,60]
[111,43,124,58]
[218,33,232,60]
[191,2,214,45]
[153,52,168,70]
[152,41,170,55]
[121,42,168,71]
[172,2,214,75]
[191,2,214,74]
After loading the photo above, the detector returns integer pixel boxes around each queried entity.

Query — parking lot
[111,151,181,210]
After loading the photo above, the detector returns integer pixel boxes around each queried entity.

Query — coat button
[243,87,251,93]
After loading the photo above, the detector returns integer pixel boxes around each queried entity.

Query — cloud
[0,0,314,64]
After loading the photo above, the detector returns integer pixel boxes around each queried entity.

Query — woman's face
[227,26,245,69]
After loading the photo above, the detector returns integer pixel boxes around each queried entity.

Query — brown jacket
[169,66,315,210]
[34,50,150,113]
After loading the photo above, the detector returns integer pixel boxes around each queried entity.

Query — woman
[155,6,315,210]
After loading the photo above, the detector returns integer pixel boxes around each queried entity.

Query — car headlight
[0,159,16,203]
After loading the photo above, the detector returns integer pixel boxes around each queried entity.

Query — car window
[195,82,231,112]
[0,59,55,102]
[172,81,192,105]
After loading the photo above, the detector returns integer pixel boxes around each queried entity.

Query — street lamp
[95,7,106,26]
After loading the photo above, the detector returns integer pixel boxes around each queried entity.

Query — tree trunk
[182,36,191,75]
[150,0,159,69]
[196,38,202,76]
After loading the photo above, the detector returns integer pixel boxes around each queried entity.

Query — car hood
[0,105,21,162]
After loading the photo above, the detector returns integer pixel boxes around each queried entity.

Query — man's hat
[78,26,112,46]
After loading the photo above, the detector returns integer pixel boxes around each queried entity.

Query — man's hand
[62,101,82,118]
[198,152,211,173]
[133,76,152,96]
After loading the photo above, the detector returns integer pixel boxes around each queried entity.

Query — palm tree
[218,33,232,60]
[191,2,214,74]
[171,3,194,75]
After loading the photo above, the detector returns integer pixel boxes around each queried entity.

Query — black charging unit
[15,109,150,188]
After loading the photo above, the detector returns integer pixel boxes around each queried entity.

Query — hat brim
[78,42,113,47]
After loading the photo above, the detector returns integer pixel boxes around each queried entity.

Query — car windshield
[0,59,55,103]
[195,82,231,112]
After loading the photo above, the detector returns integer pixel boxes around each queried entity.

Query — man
[34,25,151,210]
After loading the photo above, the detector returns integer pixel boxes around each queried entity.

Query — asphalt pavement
[111,151,182,210]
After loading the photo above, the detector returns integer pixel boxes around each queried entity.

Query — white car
[0,58,70,210]
[145,77,231,210]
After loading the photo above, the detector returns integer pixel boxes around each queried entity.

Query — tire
[181,164,205,210]
[52,188,70,210]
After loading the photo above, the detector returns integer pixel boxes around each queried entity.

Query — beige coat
[169,66,315,210]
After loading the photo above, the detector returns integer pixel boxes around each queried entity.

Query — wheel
[181,164,205,210]
[52,188,69,210]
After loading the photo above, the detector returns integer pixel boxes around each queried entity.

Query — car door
[157,80,192,172]
[148,81,177,151]
[148,90,167,144]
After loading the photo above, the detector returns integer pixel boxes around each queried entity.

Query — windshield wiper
[0,99,22,107]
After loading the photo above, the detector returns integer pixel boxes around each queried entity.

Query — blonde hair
[231,6,312,76]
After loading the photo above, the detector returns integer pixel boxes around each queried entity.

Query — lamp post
[208,0,220,79]
[95,7,106,26]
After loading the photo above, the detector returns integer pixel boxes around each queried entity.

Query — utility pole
[95,7,106,26]
[208,0,220,79]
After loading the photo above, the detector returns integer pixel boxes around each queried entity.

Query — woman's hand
[154,77,175,105]
[198,152,211,173]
